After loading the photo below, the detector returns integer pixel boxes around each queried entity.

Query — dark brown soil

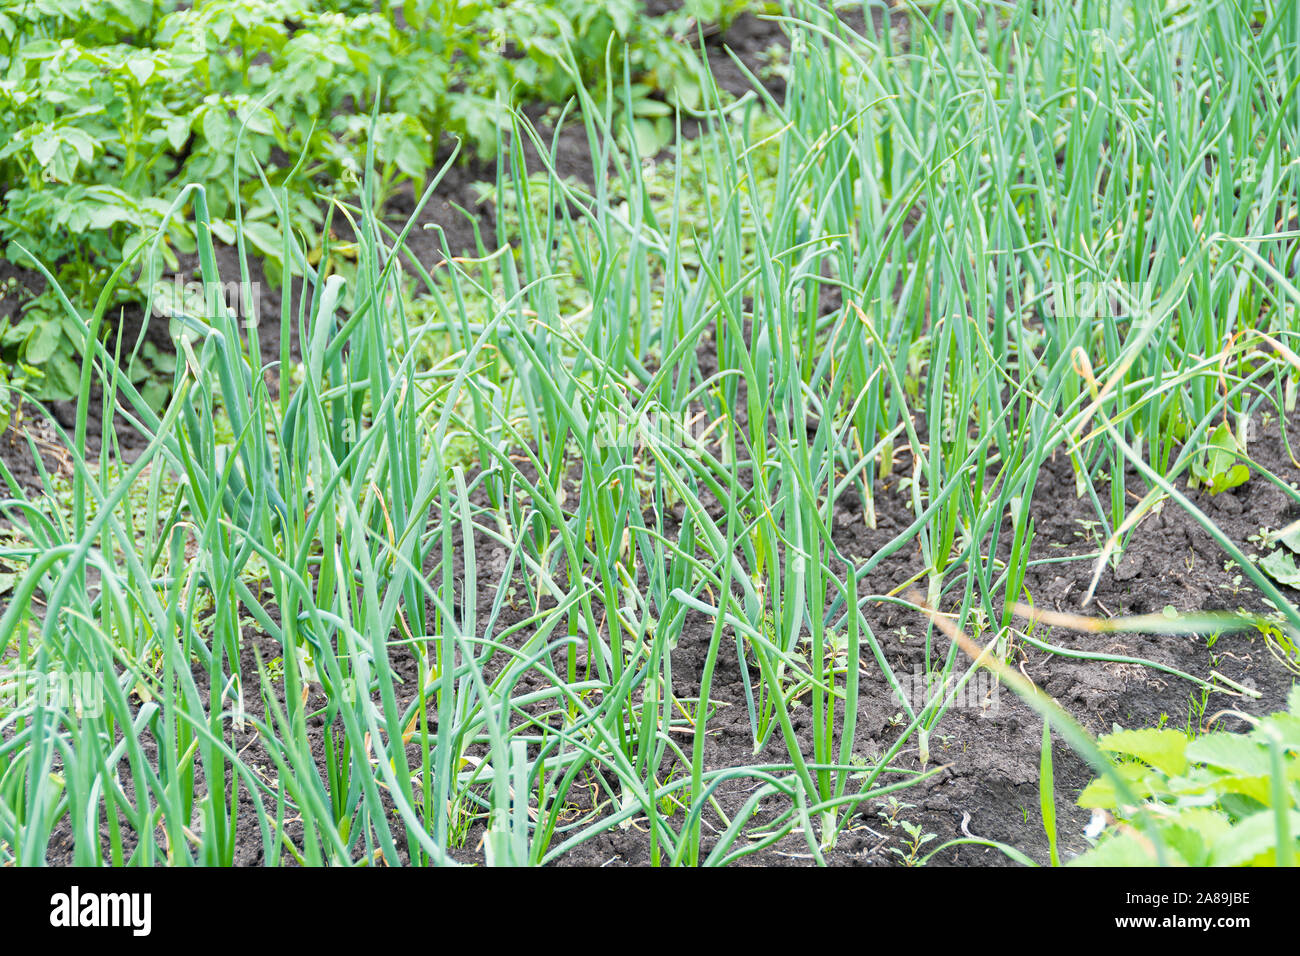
[432,414,1300,867]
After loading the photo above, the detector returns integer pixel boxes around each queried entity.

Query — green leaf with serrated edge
[1076,762,1155,809]
[1209,811,1298,866]
[1161,810,1233,866]
[1068,832,1172,866]
[1096,728,1190,776]
[1185,732,1272,776]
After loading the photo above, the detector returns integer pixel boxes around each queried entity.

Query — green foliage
[1073,689,1300,866]
[1039,719,1060,866]
[1189,422,1251,495]
[0,0,748,403]
[2,0,1299,870]
[1257,524,1300,590]
[1259,549,1300,588]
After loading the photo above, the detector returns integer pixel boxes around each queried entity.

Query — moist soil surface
[7,10,1300,866]
[448,418,1300,867]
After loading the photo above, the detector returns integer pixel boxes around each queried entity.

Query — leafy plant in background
[0,0,753,407]
[1073,688,1300,866]
[1256,522,1300,589]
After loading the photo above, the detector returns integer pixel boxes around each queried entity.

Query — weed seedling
[875,796,916,830]
[888,820,937,867]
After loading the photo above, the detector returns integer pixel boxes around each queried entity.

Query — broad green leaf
[1192,421,1251,494]
[126,55,155,86]
[1256,712,1300,754]
[1161,810,1233,866]
[1259,548,1300,587]
[202,106,230,150]
[1209,811,1298,866]
[1209,463,1250,494]
[1096,728,1189,776]
[1277,525,1300,554]
[1205,421,1239,474]
[166,115,190,152]
[40,351,82,400]
[61,128,95,166]
[1185,732,1272,776]
[23,318,62,365]
[86,202,135,230]
[1069,831,1170,866]
[30,129,58,168]
[241,220,284,259]
[1076,762,1154,809]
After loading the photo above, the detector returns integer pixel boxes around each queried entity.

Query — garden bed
[3,3,1300,869]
